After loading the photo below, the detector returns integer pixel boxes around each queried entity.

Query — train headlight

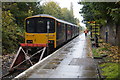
[27,40,33,43]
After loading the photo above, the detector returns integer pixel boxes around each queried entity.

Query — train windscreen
[26,17,55,33]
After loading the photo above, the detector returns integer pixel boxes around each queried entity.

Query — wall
[100,23,119,46]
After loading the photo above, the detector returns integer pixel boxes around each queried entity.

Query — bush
[2,11,24,55]
[100,63,120,80]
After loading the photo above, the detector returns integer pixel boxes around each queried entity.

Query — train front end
[9,16,57,71]
[25,16,56,49]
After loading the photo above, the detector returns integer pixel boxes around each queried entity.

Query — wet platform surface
[15,34,98,79]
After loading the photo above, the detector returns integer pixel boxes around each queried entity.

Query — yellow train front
[25,14,79,54]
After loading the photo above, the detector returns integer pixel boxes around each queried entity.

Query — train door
[56,22,66,46]
[65,24,67,41]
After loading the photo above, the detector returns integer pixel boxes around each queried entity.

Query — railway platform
[14,34,98,79]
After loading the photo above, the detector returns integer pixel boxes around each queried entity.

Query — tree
[2,2,42,54]
[79,2,120,46]
[42,1,79,25]
[2,2,42,28]
[42,1,62,19]
[2,10,24,54]
[79,2,120,25]
[61,8,71,21]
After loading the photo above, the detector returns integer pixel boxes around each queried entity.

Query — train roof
[27,14,79,27]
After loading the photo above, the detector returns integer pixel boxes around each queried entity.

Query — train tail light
[48,40,54,44]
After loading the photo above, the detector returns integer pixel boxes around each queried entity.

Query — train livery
[25,14,79,50]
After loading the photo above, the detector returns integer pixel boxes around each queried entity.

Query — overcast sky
[40,0,86,27]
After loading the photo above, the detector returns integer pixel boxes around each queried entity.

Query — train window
[26,17,55,33]
[36,18,47,33]
[26,18,35,33]
[49,19,55,33]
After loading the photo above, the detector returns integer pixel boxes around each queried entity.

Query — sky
[40,0,86,28]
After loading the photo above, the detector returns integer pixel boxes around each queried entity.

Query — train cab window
[36,18,47,33]
[26,17,55,33]
[36,18,55,33]
[26,19,35,33]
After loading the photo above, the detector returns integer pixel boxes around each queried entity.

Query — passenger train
[25,14,79,52]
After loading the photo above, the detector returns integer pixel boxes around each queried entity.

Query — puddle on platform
[49,61,61,65]
[82,66,96,70]
[70,48,76,52]
[43,64,58,69]
[69,58,82,65]
[60,52,67,54]
[64,48,70,52]
[67,46,73,49]
[80,70,97,78]
[56,54,66,59]
[43,59,62,69]
[36,69,54,75]
[36,69,48,74]
[52,58,63,62]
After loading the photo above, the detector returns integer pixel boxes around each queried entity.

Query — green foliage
[61,8,73,22]
[79,2,120,25]
[98,47,109,52]
[2,2,42,28]
[109,8,120,22]
[100,63,120,80]
[2,2,43,54]
[42,1,79,24]
[92,48,101,57]
[92,44,110,57]
[42,1,62,19]
[2,11,24,54]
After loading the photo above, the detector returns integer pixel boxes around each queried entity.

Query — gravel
[1,54,15,78]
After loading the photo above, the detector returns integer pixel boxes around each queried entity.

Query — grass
[98,47,109,51]
[91,38,120,80]
[92,47,108,57]
[104,56,113,62]
[99,63,120,80]
[92,48,101,57]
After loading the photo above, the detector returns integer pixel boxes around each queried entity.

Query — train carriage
[25,14,79,52]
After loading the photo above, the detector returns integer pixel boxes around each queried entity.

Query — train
[10,14,79,71]
[25,14,79,51]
